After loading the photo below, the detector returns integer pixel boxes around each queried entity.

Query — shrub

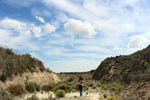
[27,95,39,100]
[42,84,54,92]
[78,76,83,81]
[34,83,40,91]
[99,81,126,93]
[25,82,36,93]
[68,78,74,82]
[0,73,7,82]
[55,90,66,98]
[106,96,118,100]
[8,84,25,96]
[0,91,14,100]
[56,83,72,92]
[6,48,13,54]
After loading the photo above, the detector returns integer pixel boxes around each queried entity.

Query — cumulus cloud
[128,35,150,50]
[35,16,45,23]
[64,19,96,37]
[32,26,42,38]
[0,17,56,38]
[1,17,26,31]
[32,23,56,38]
[44,23,56,33]
[0,17,31,36]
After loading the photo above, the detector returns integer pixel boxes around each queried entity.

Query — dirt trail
[57,92,100,100]
[22,89,111,100]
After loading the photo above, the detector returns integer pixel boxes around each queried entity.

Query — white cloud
[0,17,26,31]
[64,19,96,37]
[128,35,150,50]
[0,17,31,36]
[32,23,56,38]
[0,29,12,44]
[35,16,45,23]
[0,17,56,38]
[32,26,42,38]
[0,28,39,51]
[43,23,56,33]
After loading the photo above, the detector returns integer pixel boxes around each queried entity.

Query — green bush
[8,84,25,96]
[99,81,126,93]
[0,91,14,100]
[105,96,118,100]
[56,83,72,92]
[0,73,7,82]
[55,90,66,98]
[42,84,54,92]
[78,76,83,81]
[34,83,40,91]
[67,78,74,82]
[6,48,13,54]
[25,82,36,93]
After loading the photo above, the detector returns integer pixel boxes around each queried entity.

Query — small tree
[78,76,83,81]
[0,73,7,82]
[25,82,36,93]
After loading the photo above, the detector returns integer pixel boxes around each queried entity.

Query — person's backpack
[79,84,83,90]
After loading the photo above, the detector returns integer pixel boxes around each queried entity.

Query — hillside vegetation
[0,47,46,80]
[93,45,150,84]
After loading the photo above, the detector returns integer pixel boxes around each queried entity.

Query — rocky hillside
[92,45,150,84]
[0,47,60,89]
[0,47,46,77]
[58,70,99,86]
[118,81,150,100]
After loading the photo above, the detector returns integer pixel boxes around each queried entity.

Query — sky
[0,0,150,72]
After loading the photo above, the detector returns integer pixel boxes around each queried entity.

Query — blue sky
[0,0,150,72]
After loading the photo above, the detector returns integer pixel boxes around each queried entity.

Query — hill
[0,47,60,90]
[118,81,150,100]
[0,47,46,77]
[58,70,99,86]
[92,45,150,84]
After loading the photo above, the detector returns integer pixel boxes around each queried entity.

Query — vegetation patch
[25,82,36,93]
[42,83,55,92]
[0,73,7,82]
[55,89,66,98]
[8,84,25,96]
[0,91,14,100]
[104,96,118,100]
[99,80,127,94]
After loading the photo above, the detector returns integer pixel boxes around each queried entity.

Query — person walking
[79,82,84,96]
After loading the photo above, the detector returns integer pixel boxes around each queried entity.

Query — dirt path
[56,92,100,100]
[22,89,111,100]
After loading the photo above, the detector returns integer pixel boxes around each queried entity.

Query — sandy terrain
[0,71,60,90]
[22,89,111,100]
